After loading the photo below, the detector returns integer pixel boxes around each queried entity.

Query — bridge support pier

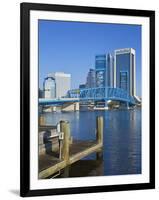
[61,102,79,112]
[105,101,108,109]
[74,102,79,111]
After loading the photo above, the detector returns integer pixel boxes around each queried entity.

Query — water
[42,108,141,177]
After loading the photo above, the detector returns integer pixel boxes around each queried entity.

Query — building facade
[43,77,56,99]
[114,48,136,96]
[79,84,86,89]
[86,68,96,88]
[48,72,71,98]
[106,53,114,88]
[95,55,106,87]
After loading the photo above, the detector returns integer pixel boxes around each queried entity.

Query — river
[42,108,141,177]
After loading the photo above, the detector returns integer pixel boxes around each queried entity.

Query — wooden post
[39,115,45,126]
[60,121,70,163]
[61,166,69,178]
[96,150,103,160]
[96,116,103,144]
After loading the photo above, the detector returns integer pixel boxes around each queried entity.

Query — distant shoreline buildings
[79,48,136,97]
[43,72,71,99]
[41,48,137,99]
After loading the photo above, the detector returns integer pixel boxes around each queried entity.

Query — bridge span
[39,87,136,106]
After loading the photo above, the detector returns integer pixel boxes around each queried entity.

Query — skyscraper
[86,68,96,88]
[95,55,106,87]
[43,77,56,98]
[79,84,86,89]
[114,48,136,96]
[48,72,71,98]
[106,53,114,88]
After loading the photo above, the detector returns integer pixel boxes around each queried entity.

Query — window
[120,71,128,91]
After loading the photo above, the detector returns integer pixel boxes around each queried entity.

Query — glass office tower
[95,55,106,87]
[86,68,96,88]
[114,48,136,96]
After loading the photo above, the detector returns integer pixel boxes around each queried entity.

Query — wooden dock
[38,116,103,179]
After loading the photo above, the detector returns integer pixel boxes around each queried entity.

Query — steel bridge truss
[67,87,135,104]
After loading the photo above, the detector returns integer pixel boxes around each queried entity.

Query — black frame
[20,2,155,197]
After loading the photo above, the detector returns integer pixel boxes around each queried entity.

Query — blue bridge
[39,87,136,106]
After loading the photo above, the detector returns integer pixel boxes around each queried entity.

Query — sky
[39,20,141,96]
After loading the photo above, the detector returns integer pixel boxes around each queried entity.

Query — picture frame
[20,2,155,197]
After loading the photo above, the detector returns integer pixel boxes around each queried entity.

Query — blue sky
[39,20,141,96]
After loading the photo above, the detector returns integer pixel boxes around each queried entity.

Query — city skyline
[39,20,141,96]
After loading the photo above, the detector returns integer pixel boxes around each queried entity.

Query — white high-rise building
[106,53,114,88]
[48,72,71,98]
[43,77,56,99]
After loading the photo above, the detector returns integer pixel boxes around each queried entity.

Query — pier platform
[38,116,103,179]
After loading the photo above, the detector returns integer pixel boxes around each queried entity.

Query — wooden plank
[39,154,60,171]
[39,125,56,132]
[69,143,102,164]
[39,142,102,178]
[39,160,66,179]
[70,140,97,155]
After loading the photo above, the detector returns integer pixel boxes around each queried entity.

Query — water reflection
[59,152,104,178]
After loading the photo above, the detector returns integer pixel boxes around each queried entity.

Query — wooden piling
[39,115,45,126]
[96,116,103,145]
[60,121,70,163]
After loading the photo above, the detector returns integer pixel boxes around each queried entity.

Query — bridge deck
[39,87,136,106]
